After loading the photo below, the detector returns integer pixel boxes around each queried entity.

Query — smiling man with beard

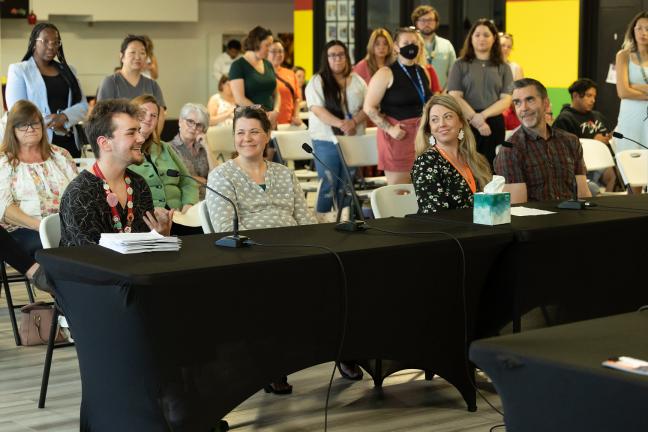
[59,99,173,246]
[494,78,591,204]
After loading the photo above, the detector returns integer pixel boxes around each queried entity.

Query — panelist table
[470,311,648,431]
[37,217,512,431]
[412,195,648,333]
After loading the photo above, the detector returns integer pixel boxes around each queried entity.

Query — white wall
[0,0,293,116]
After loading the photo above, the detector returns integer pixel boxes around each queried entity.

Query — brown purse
[19,302,67,346]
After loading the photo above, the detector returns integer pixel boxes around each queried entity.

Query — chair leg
[1,262,22,346]
[38,306,59,408]
[26,279,35,303]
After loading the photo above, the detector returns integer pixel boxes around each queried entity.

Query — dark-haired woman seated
[6,22,88,157]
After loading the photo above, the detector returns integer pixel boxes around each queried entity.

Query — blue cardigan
[5,57,88,146]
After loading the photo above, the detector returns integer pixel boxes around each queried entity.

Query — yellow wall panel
[294,10,314,79]
[506,0,579,88]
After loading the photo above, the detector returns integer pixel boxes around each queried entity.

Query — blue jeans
[312,140,355,213]
[10,228,43,260]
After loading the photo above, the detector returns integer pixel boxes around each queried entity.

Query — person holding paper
[494,78,591,204]
[411,94,492,214]
[59,99,173,247]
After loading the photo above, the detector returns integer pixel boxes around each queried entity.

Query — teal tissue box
[473,192,511,225]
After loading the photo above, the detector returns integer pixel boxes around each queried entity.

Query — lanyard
[435,146,477,193]
[398,62,426,106]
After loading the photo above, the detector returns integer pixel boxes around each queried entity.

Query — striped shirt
[494,125,586,201]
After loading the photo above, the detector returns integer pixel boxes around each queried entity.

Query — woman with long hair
[0,100,77,257]
[615,10,648,157]
[447,18,513,167]
[5,22,88,157]
[412,95,491,213]
[353,28,395,84]
[364,27,432,185]
[128,95,200,235]
[305,40,368,220]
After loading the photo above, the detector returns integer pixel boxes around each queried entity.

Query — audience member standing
[141,35,159,80]
[353,28,394,84]
[448,19,513,167]
[5,23,88,157]
[294,66,308,111]
[364,27,432,185]
[499,33,524,80]
[0,100,77,257]
[306,40,368,221]
[213,39,242,84]
[415,32,442,95]
[268,40,303,126]
[615,11,648,154]
[229,26,280,127]
[97,35,167,133]
[411,5,456,90]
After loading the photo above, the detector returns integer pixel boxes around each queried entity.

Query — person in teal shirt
[129,94,199,215]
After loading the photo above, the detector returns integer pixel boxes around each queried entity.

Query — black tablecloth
[37,217,512,432]
[411,195,648,332]
[470,311,648,432]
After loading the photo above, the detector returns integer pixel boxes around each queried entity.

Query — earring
[428,134,436,145]
[458,129,465,141]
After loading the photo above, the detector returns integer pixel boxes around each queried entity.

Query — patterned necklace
[92,162,135,233]
[435,145,477,193]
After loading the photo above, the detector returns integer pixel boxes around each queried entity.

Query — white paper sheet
[511,207,557,217]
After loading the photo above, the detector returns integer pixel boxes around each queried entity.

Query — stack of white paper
[99,230,181,254]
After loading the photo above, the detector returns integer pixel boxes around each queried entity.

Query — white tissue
[483,175,506,194]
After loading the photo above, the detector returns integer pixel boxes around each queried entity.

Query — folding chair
[1,261,35,346]
[198,200,214,234]
[580,138,624,193]
[370,184,418,218]
[615,149,648,192]
[206,125,236,162]
[37,214,74,409]
[271,129,318,195]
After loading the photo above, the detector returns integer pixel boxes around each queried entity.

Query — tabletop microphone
[166,169,249,248]
[301,143,366,232]
[557,175,587,210]
[611,132,648,151]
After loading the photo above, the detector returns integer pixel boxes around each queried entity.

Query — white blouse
[305,72,367,142]
[0,145,78,231]
[207,159,316,233]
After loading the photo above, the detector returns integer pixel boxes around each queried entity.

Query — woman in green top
[128,94,200,234]
[229,26,280,128]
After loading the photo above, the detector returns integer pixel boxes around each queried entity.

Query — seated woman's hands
[144,207,174,236]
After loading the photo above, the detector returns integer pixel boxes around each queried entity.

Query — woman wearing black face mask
[364,27,432,185]
[447,19,512,168]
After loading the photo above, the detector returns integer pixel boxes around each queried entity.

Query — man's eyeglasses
[16,121,42,132]
[36,38,62,48]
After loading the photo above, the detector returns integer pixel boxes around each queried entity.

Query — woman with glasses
[229,26,280,127]
[97,35,166,135]
[447,19,513,168]
[5,22,88,158]
[0,100,77,257]
[128,95,200,235]
[169,103,216,199]
[305,40,368,221]
[207,105,315,394]
[615,11,648,158]
[364,27,432,185]
[267,40,303,126]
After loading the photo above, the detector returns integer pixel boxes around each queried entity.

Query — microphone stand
[301,143,366,232]
[557,177,586,210]
[166,170,249,248]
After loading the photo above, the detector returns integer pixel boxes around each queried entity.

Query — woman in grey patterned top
[207,105,315,233]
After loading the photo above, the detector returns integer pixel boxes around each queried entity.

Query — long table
[37,217,512,431]
[470,311,648,431]
[411,194,648,333]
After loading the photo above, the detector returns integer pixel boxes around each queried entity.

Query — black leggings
[0,225,34,275]
[471,114,505,169]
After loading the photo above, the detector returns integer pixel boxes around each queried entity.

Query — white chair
[581,138,616,172]
[197,200,214,234]
[277,123,307,131]
[271,130,318,194]
[370,184,418,218]
[73,157,95,172]
[206,125,236,162]
[336,134,387,188]
[171,203,202,228]
[616,149,648,190]
[39,214,61,249]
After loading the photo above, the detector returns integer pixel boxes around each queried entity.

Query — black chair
[38,301,74,408]
[1,261,36,346]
